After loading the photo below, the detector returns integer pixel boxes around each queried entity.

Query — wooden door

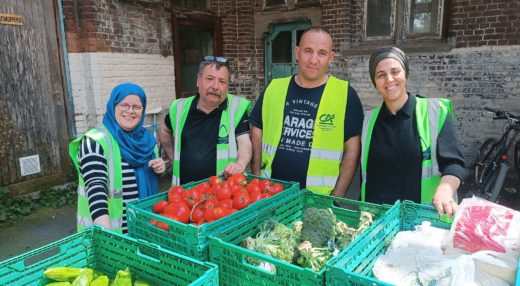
[264,21,311,86]
[0,0,70,194]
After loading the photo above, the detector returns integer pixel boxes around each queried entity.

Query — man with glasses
[250,27,364,198]
[159,56,252,185]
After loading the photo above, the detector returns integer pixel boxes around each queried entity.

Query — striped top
[78,137,139,234]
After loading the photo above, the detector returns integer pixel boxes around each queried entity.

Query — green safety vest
[261,75,348,195]
[69,125,124,234]
[168,94,252,185]
[360,97,453,203]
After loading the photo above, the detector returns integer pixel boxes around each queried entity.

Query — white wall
[68,52,176,134]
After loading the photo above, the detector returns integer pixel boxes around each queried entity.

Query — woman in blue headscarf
[70,82,165,234]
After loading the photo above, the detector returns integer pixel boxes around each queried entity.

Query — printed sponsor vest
[360,97,453,203]
[168,94,252,185]
[261,76,348,195]
[69,125,124,234]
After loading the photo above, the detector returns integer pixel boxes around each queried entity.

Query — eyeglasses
[117,103,143,112]
[203,55,228,64]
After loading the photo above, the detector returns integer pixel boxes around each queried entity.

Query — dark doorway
[173,13,222,98]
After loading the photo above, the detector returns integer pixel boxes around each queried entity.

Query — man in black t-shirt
[250,27,363,197]
[159,56,252,185]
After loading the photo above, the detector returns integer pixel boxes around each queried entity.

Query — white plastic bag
[443,196,520,255]
[373,221,515,286]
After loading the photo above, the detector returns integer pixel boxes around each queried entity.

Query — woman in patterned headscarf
[70,82,165,234]
[360,47,467,217]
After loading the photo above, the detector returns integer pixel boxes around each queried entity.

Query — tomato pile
[150,174,284,230]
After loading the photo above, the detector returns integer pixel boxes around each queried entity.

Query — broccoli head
[301,207,337,247]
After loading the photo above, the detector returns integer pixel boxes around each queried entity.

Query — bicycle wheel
[481,162,509,203]
[474,138,498,188]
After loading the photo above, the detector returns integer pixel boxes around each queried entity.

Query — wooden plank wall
[0,0,70,191]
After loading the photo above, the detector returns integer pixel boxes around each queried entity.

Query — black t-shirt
[365,94,468,204]
[250,76,363,188]
[164,96,250,184]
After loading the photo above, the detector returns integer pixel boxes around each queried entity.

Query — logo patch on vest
[317,113,336,131]
[218,124,229,144]
[423,147,431,161]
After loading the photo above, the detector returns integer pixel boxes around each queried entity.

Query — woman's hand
[432,175,461,217]
[148,158,166,175]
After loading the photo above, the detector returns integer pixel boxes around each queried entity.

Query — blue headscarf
[102,83,158,199]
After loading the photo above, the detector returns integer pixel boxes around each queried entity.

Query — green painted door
[264,21,311,86]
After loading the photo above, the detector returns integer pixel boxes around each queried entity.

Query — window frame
[346,0,451,55]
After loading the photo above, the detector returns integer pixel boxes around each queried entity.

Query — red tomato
[260,179,273,191]
[217,199,233,209]
[155,220,170,231]
[163,201,191,223]
[182,189,203,207]
[231,185,247,197]
[152,200,169,214]
[169,185,185,194]
[246,183,262,194]
[213,207,230,220]
[250,192,263,203]
[209,176,223,187]
[228,208,239,215]
[204,198,219,209]
[270,183,284,195]
[168,192,184,203]
[192,182,211,194]
[150,218,158,226]
[249,178,261,186]
[190,204,205,223]
[233,193,251,209]
[203,207,216,223]
[216,186,233,200]
[228,173,247,186]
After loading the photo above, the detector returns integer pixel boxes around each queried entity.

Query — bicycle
[474,107,520,203]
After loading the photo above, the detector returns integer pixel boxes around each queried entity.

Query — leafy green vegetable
[301,207,337,247]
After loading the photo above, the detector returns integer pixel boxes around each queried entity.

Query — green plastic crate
[327,201,452,286]
[0,226,217,286]
[127,175,300,261]
[208,190,396,286]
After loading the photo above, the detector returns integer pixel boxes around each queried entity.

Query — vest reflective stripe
[261,76,348,195]
[306,176,339,188]
[310,148,343,161]
[360,97,452,203]
[69,125,124,234]
[169,94,251,185]
[262,142,276,156]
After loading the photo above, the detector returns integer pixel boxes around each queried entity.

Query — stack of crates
[208,189,398,286]
[127,174,300,261]
[0,225,218,285]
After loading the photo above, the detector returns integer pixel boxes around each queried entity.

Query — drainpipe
[57,0,76,138]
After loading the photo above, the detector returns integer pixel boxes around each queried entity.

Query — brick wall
[331,45,520,162]
[62,0,175,133]
[69,52,175,134]
[62,0,173,55]
[449,0,520,47]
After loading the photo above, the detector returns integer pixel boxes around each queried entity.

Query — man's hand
[222,162,245,178]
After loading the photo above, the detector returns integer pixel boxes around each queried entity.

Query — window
[173,0,209,11]
[265,0,285,7]
[365,0,443,41]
